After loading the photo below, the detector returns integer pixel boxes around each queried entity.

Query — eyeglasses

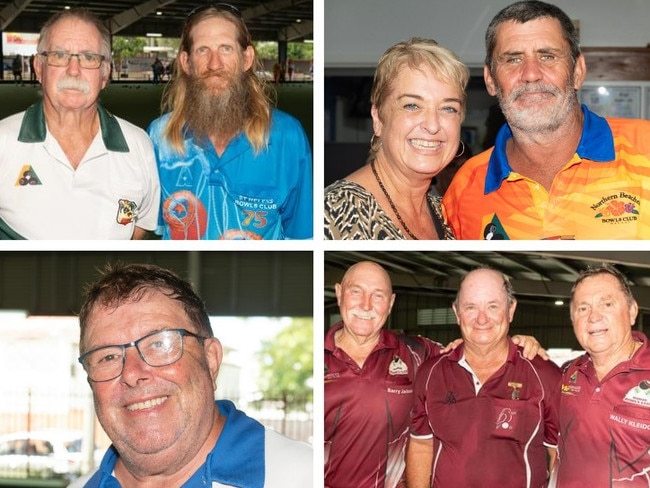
[78,328,207,382]
[187,3,242,19]
[40,51,106,69]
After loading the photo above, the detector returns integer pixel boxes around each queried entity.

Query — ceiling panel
[0,0,313,41]
[0,251,313,317]
[325,251,650,311]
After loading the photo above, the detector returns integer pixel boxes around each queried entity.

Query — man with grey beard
[0,9,160,239]
[443,0,650,240]
[325,260,547,488]
[147,4,312,240]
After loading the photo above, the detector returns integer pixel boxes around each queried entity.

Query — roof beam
[242,0,312,41]
[106,0,176,35]
[242,0,302,21]
[278,19,312,41]
[0,0,33,31]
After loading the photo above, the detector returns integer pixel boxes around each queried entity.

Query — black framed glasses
[40,51,106,69]
[187,3,242,19]
[78,328,207,382]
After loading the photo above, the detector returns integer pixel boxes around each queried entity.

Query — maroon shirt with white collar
[556,331,650,487]
[411,339,560,488]
[325,322,441,488]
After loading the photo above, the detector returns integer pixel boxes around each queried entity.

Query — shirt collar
[484,104,615,194]
[95,400,265,488]
[199,400,265,487]
[448,338,520,363]
[325,321,400,354]
[17,100,130,152]
[574,331,649,372]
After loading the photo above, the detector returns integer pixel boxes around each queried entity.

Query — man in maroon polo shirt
[325,261,546,488]
[553,264,650,487]
[407,267,561,488]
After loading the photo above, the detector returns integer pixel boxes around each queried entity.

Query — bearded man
[443,0,650,240]
[147,4,312,240]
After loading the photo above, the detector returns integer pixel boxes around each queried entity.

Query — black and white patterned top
[324,180,455,240]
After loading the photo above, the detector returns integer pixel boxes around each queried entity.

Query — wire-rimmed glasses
[78,328,207,382]
[40,51,106,69]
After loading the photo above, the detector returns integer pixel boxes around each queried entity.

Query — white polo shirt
[0,101,160,239]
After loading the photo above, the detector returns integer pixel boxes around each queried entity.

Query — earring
[370,134,381,152]
[455,140,465,158]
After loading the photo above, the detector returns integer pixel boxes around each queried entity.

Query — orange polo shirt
[443,106,650,239]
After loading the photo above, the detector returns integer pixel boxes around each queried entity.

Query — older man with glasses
[147,3,312,240]
[71,263,312,488]
[0,8,159,239]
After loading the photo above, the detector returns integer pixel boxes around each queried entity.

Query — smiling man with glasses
[71,263,312,488]
[0,8,159,240]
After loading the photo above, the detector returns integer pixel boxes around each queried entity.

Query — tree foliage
[257,318,313,411]
[112,36,147,60]
[287,42,313,60]
[254,41,313,61]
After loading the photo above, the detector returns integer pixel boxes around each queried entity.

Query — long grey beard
[183,71,250,142]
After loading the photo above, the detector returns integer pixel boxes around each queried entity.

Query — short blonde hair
[369,38,469,155]
[372,37,469,114]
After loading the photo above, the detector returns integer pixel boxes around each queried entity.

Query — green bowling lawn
[0,81,313,146]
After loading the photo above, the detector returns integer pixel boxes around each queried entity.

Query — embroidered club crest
[116,199,138,225]
[389,356,408,376]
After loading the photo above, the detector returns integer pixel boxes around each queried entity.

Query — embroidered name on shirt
[387,387,413,395]
[610,413,650,430]
[235,195,277,210]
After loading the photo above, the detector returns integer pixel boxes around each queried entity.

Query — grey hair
[454,266,516,308]
[484,0,580,74]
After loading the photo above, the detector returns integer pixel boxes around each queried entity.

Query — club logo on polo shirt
[15,165,42,186]
[483,214,509,240]
[444,391,457,404]
[389,356,408,376]
[116,199,138,225]
[495,407,517,430]
[592,191,640,224]
[623,380,650,407]
[561,371,581,395]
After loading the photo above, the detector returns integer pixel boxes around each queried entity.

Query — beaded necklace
[370,160,419,240]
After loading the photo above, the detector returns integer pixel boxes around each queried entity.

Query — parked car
[0,429,102,480]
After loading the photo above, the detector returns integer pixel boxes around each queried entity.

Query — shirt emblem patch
[495,407,517,430]
[116,199,138,225]
[561,383,581,396]
[15,165,42,186]
[592,191,640,224]
[163,190,208,239]
[483,214,509,240]
[623,380,650,407]
[176,167,194,188]
[388,356,408,376]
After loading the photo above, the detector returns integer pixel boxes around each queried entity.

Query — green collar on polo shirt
[17,99,130,152]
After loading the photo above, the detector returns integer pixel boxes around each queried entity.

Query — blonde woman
[324,38,468,240]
